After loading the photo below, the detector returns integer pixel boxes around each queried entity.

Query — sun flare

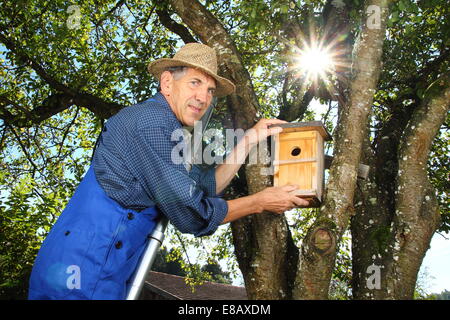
[294,44,335,82]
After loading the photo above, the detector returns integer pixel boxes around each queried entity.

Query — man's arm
[214,119,286,194]
[213,118,310,224]
[214,134,252,194]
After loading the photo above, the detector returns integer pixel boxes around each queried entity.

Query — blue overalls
[28,166,159,300]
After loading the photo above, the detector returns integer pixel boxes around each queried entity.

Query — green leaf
[280,4,289,14]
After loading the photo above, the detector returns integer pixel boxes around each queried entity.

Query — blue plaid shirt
[92,93,228,237]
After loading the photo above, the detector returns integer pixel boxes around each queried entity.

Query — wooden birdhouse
[271,121,332,207]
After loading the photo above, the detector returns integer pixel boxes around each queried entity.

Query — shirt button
[115,241,123,249]
[65,231,70,236]
[127,212,134,220]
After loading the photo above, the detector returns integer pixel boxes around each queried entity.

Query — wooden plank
[289,189,317,197]
[269,121,332,141]
[277,162,313,190]
[273,158,317,165]
[316,134,324,201]
[278,138,315,160]
[279,131,316,141]
[324,155,370,180]
[273,132,280,185]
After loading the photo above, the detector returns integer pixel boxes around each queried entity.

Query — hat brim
[148,58,235,97]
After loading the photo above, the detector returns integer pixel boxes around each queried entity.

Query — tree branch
[6,123,39,173]
[57,107,79,159]
[389,81,450,298]
[156,9,197,43]
[93,0,127,27]
[381,48,450,91]
[293,0,391,300]
[0,30,123,120]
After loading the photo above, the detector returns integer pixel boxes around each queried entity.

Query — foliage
[163,223,239,290]
[428,123,449,233]
[0,183,42,299]
[375,0,449,232]
[414,266,437,300]
[152,247,186,277]
[151,245,233,293]
[201,261,232,284]
[153,245,234,284]
[433,290,450,300]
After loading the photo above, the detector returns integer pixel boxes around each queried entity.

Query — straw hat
[148,43,235,97]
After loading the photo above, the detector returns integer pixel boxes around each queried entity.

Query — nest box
[271,121,332,207]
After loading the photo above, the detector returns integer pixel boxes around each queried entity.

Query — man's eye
[190,80,200,86]
[208,88,216,95]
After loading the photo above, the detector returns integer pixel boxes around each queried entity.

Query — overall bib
[28,166,159,300]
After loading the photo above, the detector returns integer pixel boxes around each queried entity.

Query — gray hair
[157,66,188,91]
[167,66,187,80]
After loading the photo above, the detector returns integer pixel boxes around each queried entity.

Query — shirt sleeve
[123,125,228,237]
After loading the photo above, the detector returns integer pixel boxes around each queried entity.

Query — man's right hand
[254,185,309,214]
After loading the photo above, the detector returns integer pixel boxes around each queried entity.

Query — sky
[420,232,450,294]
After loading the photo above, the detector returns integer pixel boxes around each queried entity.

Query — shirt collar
[152,92,183,131]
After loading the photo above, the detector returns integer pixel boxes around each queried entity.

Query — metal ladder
[126,216,168,300]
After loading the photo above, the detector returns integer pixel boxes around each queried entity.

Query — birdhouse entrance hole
[291,147,302,156]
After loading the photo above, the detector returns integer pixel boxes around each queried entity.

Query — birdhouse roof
[269,121,332,140]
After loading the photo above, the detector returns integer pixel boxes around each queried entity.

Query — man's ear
[160,71,173,95]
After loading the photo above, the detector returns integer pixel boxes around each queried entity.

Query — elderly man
[28,43,306,300]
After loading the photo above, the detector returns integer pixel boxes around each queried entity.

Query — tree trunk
[388,85,448,298]
[351,104,412,299]
[352,73,449,300]
[292,0,390,299]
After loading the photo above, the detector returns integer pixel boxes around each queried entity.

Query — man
[28,43,307,300]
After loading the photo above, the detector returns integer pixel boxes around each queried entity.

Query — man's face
[161,67,216,127]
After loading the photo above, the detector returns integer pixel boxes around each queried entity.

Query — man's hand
[254,185,309,214]
[222,185,309,224]
[244,118,287,147]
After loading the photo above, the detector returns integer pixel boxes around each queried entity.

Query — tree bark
[352,84,449,300]
[386,84,449,299]
[352,45,450,298]
[351,104,413,299]
[292,0,390,299]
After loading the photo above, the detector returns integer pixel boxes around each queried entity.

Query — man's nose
[195,87,208,104]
